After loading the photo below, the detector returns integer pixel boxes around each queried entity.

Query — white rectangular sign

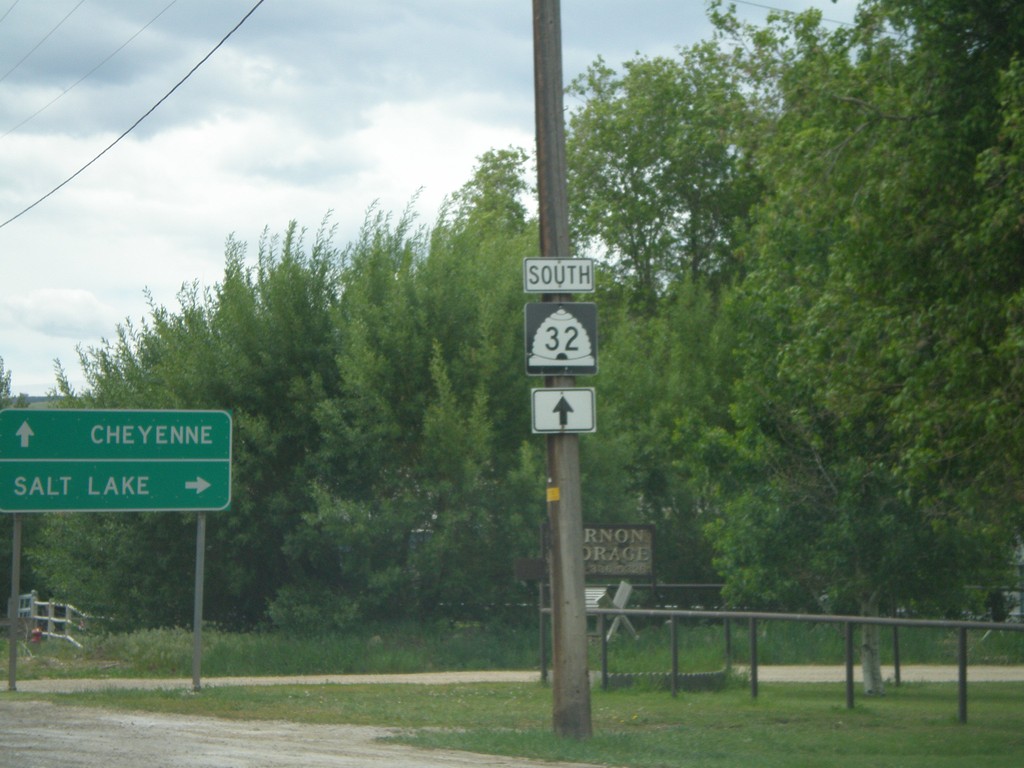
[523,258,595,293]
[531,388,596,434]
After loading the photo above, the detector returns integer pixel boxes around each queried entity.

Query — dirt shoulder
[13,669,538,693]
[10,665,1024,693]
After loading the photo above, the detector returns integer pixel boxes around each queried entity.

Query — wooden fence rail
[17,591,88,649]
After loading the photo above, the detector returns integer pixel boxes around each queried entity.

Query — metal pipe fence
[541,605,1024,724]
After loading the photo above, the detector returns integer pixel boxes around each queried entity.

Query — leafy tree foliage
[705,0,1024,690]
[31,221,343,628]
[29,153,546,630]
[566,45,759,310]
[0,360,44,606]
[0,357,10,408]
[584,282,737,586]
[296,152,544,625]
[0,357,12,602]
[563,40,758,592]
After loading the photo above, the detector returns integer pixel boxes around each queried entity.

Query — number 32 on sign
[524,303,598,376]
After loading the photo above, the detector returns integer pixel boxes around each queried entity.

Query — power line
[2,0,179,139]
[0,0,267,231]
[0,0,87,84]
[730,0,855,27]
[0,0,22,27]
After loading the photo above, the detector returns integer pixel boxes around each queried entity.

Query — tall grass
[10,620,539,679]
[9,615,1024,680]
[594,616,1024,674]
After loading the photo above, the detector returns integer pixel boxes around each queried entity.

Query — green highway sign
[0,409,230,460]
[0,409,231,513]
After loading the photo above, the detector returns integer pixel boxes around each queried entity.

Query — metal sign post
[192,511,207,691]
[7,513,21,691]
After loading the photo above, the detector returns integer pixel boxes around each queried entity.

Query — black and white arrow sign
[531,388,596,434]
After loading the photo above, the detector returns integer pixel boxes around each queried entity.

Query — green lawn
[8,679,1023,767]
[5,621,1024,766]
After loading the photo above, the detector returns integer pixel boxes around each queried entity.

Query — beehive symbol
[529,306,595,369]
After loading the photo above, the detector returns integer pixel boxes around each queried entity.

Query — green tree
[411,149,545,616]
[566,45,759,309]
[0,357,10,407]
[298,153,545,625]
[0,359,46,617]
[584,281,738,587]
[0,357,13,603]
[947,56,1024,514]
[32,220,344,628]
[706,0,1024,692]
[0,357,31,408]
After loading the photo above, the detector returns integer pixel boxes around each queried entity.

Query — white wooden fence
[17,591,88,648]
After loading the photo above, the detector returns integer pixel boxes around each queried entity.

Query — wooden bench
[585,587,612,611]
[584,587,611,636]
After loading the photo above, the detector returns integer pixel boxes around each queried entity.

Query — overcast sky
[0,0,856,395]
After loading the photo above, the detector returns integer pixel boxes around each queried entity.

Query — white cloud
[1,288,118,339]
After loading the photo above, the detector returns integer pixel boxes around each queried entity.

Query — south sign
[523,258,595,293]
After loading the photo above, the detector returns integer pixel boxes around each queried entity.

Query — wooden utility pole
[533,0,592,739]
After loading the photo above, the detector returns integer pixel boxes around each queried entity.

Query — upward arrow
[16,421,34,448]
[553,396,574,427]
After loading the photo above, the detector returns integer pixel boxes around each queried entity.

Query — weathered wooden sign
[539,523,654,580]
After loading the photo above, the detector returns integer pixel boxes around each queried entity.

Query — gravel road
[0,699,596,768]
[3,672,591,768]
